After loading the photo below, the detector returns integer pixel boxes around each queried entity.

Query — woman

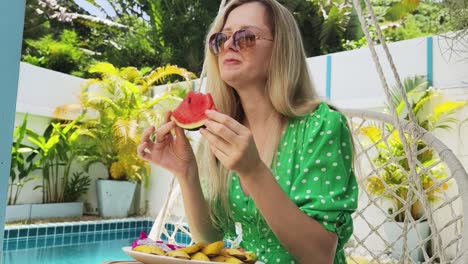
[137,0,358,263]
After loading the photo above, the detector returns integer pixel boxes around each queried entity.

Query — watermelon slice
[171,91,216,131]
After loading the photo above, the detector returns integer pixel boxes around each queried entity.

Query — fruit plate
[122,247,265,264]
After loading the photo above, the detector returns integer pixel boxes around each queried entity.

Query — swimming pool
[3,238,134,264]
[2,218,191,264]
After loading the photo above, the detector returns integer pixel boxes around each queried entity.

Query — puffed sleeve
[292,109,358,249]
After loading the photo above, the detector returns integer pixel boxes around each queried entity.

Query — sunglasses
[209,29,273,56]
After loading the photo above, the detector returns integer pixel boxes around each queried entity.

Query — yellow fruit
[190,252,210,261]
[133,245,165,256]
[224,248,247,260]
[225,256,244,263]
[201,241,225,257]
[180,242,205,254]
[166,250,190,259]
[244,251,258,264]
[210,255,227,262]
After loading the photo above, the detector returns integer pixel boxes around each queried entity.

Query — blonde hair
[197,0,322,230]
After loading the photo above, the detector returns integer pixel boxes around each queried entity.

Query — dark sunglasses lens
[209,33,226,55]
[234,30,256,50]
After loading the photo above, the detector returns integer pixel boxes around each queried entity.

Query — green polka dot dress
[220,102,358,264]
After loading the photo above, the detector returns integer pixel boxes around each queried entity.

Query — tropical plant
[63,172,91,203]
[343,0,451,50]
[23,30,92,77]
[54,62,195,184]
[27,116,91,203]
[9,114,40,205]
[361,75,467,221]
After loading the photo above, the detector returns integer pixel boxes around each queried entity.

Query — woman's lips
[223,58,241,65]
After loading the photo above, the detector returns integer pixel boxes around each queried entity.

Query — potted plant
[360,75,467,261]
[6,114,39,222]
[55,62,195,218]
[25,116,91,219]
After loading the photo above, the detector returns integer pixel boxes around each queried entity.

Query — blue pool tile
[64,226,72,234]
[103,233,109,241]
[63,236,71,245]
[37,238,45,248]
[72,235,79,244]
[16,240,28,250]
[18,228,28,238]
[88,224,95,232]
[79,235,86,244]
[110,223,116,230]
[117,222,123,230]
[123,231,130,239]
[55,236,64,246]
[28,228,37,237]
[95,233,102,241]
[27,238,37,248]
[136,221,142,228]
[109,233,116,240]
[6,241,15,251]
[130,221,135,228]
[9,230,18,239]
[4,230,8,239]
[96,224,103,231]
[72,225,79,233]
[47,227,55,236]
[123,222,129,229]
[56,226,64,235]
[46,237,55,247]
[80,225,88,233]
[104,223,110,231]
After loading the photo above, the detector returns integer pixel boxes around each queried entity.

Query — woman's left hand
[200,109,265,177]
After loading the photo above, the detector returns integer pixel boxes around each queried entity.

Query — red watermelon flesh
[171,91,216,130]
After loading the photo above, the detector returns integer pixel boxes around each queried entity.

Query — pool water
[2,220,191,264]
[2,238,134,264]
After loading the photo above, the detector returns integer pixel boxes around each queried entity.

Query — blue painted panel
[0,0,26,258]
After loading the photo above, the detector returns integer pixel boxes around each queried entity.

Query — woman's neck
[236,86,278,129]
[235,85,286,168]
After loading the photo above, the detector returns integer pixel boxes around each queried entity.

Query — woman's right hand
[137,111,197,179]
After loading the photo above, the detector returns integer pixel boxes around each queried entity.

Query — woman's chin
[220,70,243,85]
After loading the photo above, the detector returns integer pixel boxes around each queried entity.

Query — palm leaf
[120,67,142,83]
[88,62,118,76]
[141,65,196,92]
[112,119,139,147]
[359,125,382,143]
[433,101,467,121]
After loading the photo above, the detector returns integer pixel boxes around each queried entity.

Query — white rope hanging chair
[148,0,468,263]
[343,109,468,263]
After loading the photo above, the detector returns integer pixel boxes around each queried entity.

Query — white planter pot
[383,220,431,262]
[97,180,136,218]
[30,202,83,219]
[5,204,32,222]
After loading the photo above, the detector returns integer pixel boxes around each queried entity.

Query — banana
[166,250,190,259]
[243,251,258,264]
[225,256,244,263]
[180,242,205,254]
[210,255,227,262]
[201,241,225,257]
[132,245,165,256]
[190,252,210,261]
[223,248,247,260]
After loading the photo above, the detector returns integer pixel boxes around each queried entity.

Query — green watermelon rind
[170,116,205,131]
